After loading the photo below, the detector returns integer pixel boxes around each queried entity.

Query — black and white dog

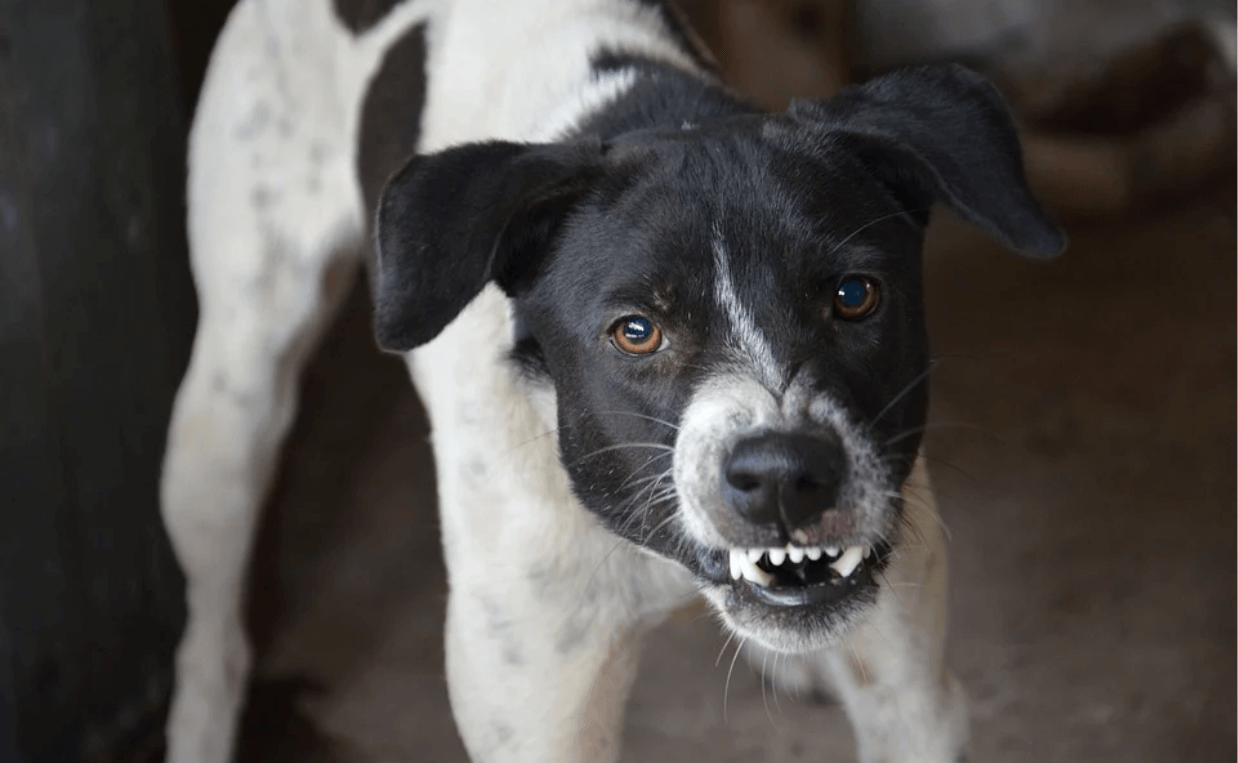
[160,1,1064,761]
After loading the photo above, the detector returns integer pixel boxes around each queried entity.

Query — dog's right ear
[373,140,603,352]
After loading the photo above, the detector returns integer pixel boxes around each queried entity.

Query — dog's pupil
[624,318,651,341]
[837,277,868,307]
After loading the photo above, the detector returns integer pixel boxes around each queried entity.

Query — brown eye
[611,315,664,355]
[832,275,881,320]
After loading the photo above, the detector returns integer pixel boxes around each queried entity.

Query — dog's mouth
[698,539,891,608]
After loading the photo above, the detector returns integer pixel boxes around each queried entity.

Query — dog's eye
[611,315,664,355]
[832,275,881,320]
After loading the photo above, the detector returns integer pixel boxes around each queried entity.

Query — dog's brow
[830,243,891,271]
[711,227,782,389]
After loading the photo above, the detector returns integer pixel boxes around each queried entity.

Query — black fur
[374,140,605,350]
[333,0,407,34]
[372,59,1063,579]
[358,22,427,217]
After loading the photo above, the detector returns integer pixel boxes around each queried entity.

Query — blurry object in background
[1004,19,1235,216]
[686,0,1236,219]
[681,0,853,106]
[0,0,196,760]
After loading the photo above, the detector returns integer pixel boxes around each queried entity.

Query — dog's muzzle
[716,431,886,605]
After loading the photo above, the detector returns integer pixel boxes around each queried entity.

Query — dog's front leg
[409,293,697,763]
[441,533,692,763]
[829,459,967,763]
[161,2,371,760]
[443,574,642,763]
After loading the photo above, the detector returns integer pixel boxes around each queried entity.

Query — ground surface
[234,180,1235,762]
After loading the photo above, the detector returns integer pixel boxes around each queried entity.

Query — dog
[160,1,1064,761]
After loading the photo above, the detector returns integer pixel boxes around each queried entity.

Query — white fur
[711,228,783,387]
[163,2,438,761]
[163,1,964,761]
[673,371,894,566]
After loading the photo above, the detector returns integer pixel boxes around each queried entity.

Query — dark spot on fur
[332,0,407,35]
[251,186,279,208]
[477,594,524,666]
[357,22,426,225]
[555,620,588,656]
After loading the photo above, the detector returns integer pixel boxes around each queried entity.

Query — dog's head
[373,66,1063,652]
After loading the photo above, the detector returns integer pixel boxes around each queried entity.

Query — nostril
[722,432,847,529]
[729,473,762,492]
[794,475,820,493]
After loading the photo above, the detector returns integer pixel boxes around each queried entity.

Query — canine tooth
[738,553,774,586]
[862,544,872,560]
[747,548,763,563]
[787,545,805,564]
[824,546,840,557]
[791,529,810,545]
[805,546,823,561]
[729,549,743,580]
[768,548,786,566]
[830,545,866,578]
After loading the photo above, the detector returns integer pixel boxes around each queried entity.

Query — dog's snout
[722,433,846,531]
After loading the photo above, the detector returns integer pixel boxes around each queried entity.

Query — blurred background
[0,0,1232,761]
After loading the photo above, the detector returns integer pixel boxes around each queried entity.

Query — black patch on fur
[373,61,1064,575]
[788,65,1065,257]
[357,22,426,219]
[333,0,407,34]
[374,140,607,350]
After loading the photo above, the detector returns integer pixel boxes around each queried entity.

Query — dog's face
[374,66,1063,652]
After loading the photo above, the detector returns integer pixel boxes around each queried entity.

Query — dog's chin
[691,542,890,654]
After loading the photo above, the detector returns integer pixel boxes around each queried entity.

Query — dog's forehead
[549,127,915,314]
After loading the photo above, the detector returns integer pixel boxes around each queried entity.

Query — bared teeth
[729,542,873,587]
[829,545,867,578]
[729,548,774,586]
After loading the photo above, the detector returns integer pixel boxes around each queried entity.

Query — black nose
[723,432,846,531]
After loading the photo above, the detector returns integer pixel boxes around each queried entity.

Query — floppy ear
[373,140,603,351]
[790,65,1065,258]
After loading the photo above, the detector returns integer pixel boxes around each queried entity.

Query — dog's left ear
[789,65,1065,258]
[373,140,603,351]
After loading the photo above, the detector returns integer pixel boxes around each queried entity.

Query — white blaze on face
[711,228,782,390]
[672,374,782,548]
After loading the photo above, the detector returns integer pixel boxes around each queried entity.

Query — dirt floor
[232,174,1235,763]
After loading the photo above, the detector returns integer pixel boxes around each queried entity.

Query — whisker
[883,420,989,448]
[724,637,746,723]
[570,442,675,465]
[761,649,774,726]
[594,410,681,431]
[828,206,931,254]
[868,364,934,428]
[771,653,784,716]
[715,632,737,668]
